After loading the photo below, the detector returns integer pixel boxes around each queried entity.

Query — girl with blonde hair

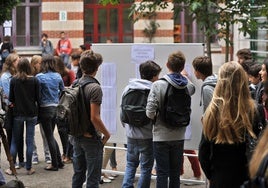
[199,61,261,188]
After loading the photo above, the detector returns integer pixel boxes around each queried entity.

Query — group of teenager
[120,48,268,188]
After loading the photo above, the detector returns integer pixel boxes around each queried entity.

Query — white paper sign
[131,45,154,63]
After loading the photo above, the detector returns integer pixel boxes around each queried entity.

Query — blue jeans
[10,116,37,170]
[39,106,63,168]
[60,53,70,67]
[122,138,154,188]
[153,140,184,188]
[72,136,103,188]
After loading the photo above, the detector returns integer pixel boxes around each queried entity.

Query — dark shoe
[44,165,58,171]
[58,163,65,169]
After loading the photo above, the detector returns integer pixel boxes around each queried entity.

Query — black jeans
[39,106,63,168]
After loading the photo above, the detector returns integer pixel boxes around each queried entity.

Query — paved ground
[0,126,208,188]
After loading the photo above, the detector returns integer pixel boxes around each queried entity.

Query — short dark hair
[80,50,102,75]
[71,53,81,60]
[236,48,252,60]
[167,51,185,73]
[41,33,48,38]
[248,63,261,78]
[192,56,212,77]
[139,60,161,80]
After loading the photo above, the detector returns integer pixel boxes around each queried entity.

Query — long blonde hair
[202,61,256,144]
[1,53,19,76]
[249,127,268,178]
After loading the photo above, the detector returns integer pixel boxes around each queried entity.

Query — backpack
[159,78,191,128]
[121,88,151,127]
[245,105,266,162]
[56,77,98,137]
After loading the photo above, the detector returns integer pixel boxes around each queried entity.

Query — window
[13,0,41,46]
[84,1,133,43]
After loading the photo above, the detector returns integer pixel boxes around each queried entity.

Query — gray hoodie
[146,73,195,142]
[120,78,153,139]
[201,74,217,112]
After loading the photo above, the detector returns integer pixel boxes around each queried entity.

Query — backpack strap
[78,76,100,136]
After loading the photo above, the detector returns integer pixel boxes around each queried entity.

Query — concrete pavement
[0,126,207,188]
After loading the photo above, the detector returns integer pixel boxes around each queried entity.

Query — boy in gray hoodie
[192,56,217,113]
[121,60,161,188]
[146,51,195,188]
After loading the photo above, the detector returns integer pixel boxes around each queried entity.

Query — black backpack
[56,77,98,137]
[159,78,191,128]
[121,88,151,127]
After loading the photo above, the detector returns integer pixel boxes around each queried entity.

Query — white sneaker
[101,176,112,183]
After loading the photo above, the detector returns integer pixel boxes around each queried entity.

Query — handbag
[241,153,268,188]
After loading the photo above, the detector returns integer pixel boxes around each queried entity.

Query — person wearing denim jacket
[121,60,161,188]
[146,51,195,188]
[36,55,64,171]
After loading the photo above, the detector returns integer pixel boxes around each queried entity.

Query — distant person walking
[0,36,14,69]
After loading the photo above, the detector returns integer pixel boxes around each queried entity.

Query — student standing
[8,58,40,175]
[199,61,260,188]
[40,33,54,56]
[146,51,195,188]
[36,55,64,171]
[72,50,110,188]
[121,60,161,188]
[55,56,76,164]
[56,31,72,67]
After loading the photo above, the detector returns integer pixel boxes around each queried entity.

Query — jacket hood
[164,73,188,89]
[122,78,152,96]
[202,74,218,88]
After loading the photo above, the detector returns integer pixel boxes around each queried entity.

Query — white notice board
[92,43,204,150]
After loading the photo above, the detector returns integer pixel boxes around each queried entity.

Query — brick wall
[41,0,84,51]
[134,1,174,43]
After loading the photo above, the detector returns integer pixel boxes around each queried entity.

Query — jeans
[110,143,117,168]
[10,116,37,170]
[39,106,63,168]
[122,138,154,188]
[72,136,103,188]
[60,53,70,67]
[153,140,184,188]
[33,124,50,158]
[57,120,69,155]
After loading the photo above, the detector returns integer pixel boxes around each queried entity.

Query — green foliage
[98,0,120,6]
[0,0,20,25]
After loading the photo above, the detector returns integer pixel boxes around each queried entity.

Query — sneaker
[184,176,203,186]
[101,176,112,183]
[32,156,39,165]
[45,156,51,164]
[15,162,24,169]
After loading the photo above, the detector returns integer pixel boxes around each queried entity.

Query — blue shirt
[0,71,12,104]
[36,71,64,107]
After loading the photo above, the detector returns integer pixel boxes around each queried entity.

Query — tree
[100,0,268,61]
[0,0,20,25]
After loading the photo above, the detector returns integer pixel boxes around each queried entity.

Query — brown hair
[167,51,185,73]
